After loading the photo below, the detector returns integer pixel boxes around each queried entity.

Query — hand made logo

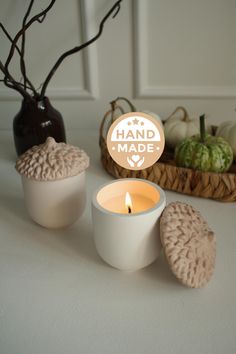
[107,112,165,170]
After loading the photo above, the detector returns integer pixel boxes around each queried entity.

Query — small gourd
[164,106,211,148]
[175,115,233,173]
[216,121,236,161]
[101,97,163,137]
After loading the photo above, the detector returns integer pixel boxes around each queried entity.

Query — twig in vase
[0,0,123,101]
[2,0,56,99]
[0,79,36,92]
[0,23,37,96]
[0,60,31,98]
[39,0,123,99]
[20,0,34,91]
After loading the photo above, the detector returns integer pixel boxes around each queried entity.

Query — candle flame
[125,192,132,213]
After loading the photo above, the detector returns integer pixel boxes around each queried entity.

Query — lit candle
[92,179,166,271]
[125,192,132,214]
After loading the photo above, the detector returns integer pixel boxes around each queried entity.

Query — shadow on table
[0,193,30,223]
[51,219,105,268]
[0,193,105,268]
[136,253,184,290]
[0,194,184,288]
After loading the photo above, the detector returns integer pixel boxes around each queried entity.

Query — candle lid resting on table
[160,202,216,288]
[15,137,89,181]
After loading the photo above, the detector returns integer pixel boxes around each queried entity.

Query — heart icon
[131,154,140,162]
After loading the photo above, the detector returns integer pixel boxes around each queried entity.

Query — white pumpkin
[216,121,236,161]
[112,98,163,127]
[164,106,211,148]
[142,110,163,127]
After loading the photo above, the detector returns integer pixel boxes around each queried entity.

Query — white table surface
[0,130,236,354]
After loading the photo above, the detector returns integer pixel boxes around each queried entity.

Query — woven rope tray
[99,102,236,202]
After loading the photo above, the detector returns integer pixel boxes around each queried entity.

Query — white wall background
[0,0,236,131]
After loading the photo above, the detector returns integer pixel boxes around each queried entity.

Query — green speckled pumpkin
[175,115,233,173]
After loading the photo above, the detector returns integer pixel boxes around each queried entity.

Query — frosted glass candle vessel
[16,137,89,228]
[92,179,166,271]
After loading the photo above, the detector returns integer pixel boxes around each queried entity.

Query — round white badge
[107,112,165,170]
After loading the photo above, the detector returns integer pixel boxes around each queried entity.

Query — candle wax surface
[101,194,155,214]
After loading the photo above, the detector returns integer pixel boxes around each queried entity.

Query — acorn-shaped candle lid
[160,202,216,288]
[15,137,89,181]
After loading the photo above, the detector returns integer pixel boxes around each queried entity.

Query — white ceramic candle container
[16,137,89,228]
[92,179,166,271]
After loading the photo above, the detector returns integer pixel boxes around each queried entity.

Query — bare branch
[21,0,34,90]
[37,13,47,23]
[0,23,37,96]
[4,0,56,87]
[0,78,36,91]
[39,0,123,99]
[0,0,123,101]
[0,60,31,98]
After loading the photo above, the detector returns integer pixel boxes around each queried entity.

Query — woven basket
[99,100,236,202]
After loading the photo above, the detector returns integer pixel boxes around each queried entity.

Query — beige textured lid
[15,137,89,181]
[160,202,216,288]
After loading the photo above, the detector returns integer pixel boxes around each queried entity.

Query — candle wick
[128,206,132,214]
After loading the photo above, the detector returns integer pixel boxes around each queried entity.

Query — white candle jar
[92,179,166,271]
[21,173,86,228]
[16,137,89,228]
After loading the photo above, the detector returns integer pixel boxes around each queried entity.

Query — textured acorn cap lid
[15,137,89,181]
[160,202,216,288]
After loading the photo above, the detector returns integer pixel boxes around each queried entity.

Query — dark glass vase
[13,97,66,156]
